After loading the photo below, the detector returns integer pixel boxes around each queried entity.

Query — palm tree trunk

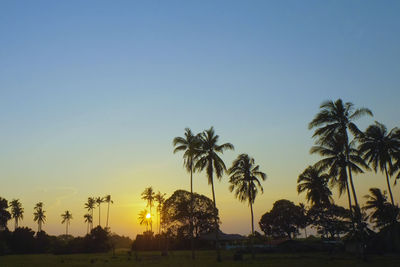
[190,162,195,260]
[210,173,221,262]
[99,205,101,227]
[106,202,110,228]
[304,227,307,238]
[87,222,89,235]
[344,133,359,209]
[66,222,68,235]
[250,201,255,260]
[347,166,359,208]
[345,179,353,211]
[15,218,17,231]
[384,164,395,205]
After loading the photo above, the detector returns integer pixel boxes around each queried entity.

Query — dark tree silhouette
[84,213,92,235]
[358,122,400,205]
[141,187,155,232]
[84,197,96,231]
[364,188,399,229]
[195,127,234,261]
[297,166,332,206]
[96,197,104,227]
[309,99,372,209]
[10,199,24,230]
[61,210,73,235]
[104,195,113,229]
[0,197,11,230]
[155,191,166,234]
[33,202,46,232]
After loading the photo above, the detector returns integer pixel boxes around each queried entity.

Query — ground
[1,250,400,267]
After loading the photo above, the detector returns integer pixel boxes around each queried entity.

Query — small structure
[199,230,246,249]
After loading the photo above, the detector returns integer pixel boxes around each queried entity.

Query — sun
[146,213,151,219]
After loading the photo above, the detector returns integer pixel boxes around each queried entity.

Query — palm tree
[195,126,234,261]
[138,209,150,231]
[309,99,372,209]
[228,154,266,259]
[0,198,11,230]
[96,197,104,227]
[311,133,369,211]
[84,197,96,231]
[61,210,73,235]
[358,122,400,205]
[104,195,113,229]
[33,202,46,232]
[173,127,201,259]
[297,166,333,207]
[10,199,24,230]
[84,213,93,235]
[364,188,398,228]
[141,187,155,232]
[154,191,166,234]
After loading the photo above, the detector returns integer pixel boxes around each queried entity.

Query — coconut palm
[0,198,11,230]
[309,99,372,209]
[311,133,369,211]
[84,197,96,231]
[96,197,104,227]
[358,122,400,205]
[297,166,332,206]
[104,195,113,229]
[154,191,166,234]
[84,213,93,234]
[364,188,398,228]
[141,187,155,232]
[195,126,234,261]
[33,202,46,232]
[228,154,266,259]
[173,128,201,259]
[138,209,150,231]
[61,210,73,235]
[10,199,24,230]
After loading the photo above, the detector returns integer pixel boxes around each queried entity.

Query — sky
[0,0,399,238]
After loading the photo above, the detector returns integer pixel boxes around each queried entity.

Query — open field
[1,250,400,267]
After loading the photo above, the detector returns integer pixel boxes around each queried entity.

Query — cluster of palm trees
[84,195,113,234]
[173,127,267,260]
[298,99,400,229]
[138,187,165,234]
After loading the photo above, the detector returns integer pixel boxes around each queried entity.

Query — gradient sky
[1,1,399,238]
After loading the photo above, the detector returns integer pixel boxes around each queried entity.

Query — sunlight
[146,213,151,219]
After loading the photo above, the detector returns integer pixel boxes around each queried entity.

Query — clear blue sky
[0,1,399,237]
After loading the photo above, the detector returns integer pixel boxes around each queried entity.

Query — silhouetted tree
[141,187,155,232]
[96,197,104,227]
[358,122,400,205]
[61,210,73,235]
[84,197,96,231]
[173,128,201,259]
[364,188,399,229]
[297,166,332,206]
[308,204,350,238]
[195,127,234,261]
[138,209,150,231]
[10,227,35,254]
[10,199,24,231]
[309,99,372,209]
[0,197,11,230]
[33,202,46,232]
[84,213,92,235]
[155,191,166,234]
[104,195,113,229]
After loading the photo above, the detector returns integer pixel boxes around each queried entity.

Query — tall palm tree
[154,191,166,235]
[104,195,113,229]
[309,99,372,209]
[141,187,155,232]
[173,127,201,259]
[228,154,266,259]
[0,198,11,230]
[311,133,369,211]
[33,202,46,232]
[10,199,24,230]
[96,197,104,227]
[84,197,96,231]
[358,122,400,205]
[138,209,150,231]
[297,166,332,206]
[61,210,73,235]
[364,188,397,228]
[195,127,234,261]
[84,213,93,235]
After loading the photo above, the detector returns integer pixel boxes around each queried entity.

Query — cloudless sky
[1,0,399,238]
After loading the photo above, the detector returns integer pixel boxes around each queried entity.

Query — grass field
[1,250,400,267]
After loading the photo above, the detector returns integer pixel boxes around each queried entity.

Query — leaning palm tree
[195,127,234,261]
[228,154,266,259]
[138,209,150,231]
[141,187,155,232]
[10,199,24,230]
[84,197,96,231]
[104,195,113,229]
[311,133,369,211]
[84,213,93,235]
[358,122,400,205]
[364,188,397,228]
[154,191,166,235]
[297,166,332,206]
[173,128,201,259]
[33,202,46,232]
[309,99,372,209]
[96,197,104,227]
[61,210,73,235]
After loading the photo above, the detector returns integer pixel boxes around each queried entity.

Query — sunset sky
[1,1,400,238]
